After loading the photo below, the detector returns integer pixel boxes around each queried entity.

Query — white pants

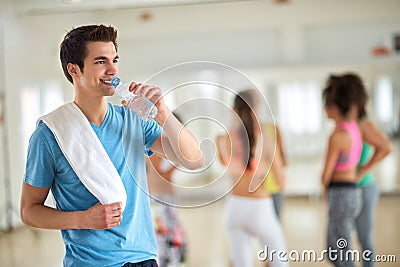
[224,196,289,267]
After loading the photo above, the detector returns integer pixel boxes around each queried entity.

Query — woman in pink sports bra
[331,120,363,173]
[321,74,364,267]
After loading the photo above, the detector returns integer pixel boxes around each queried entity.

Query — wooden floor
[0,195,399,267]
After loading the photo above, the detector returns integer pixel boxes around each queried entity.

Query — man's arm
[126,82,204,170]
[151,112,205,170]
[20,182,123,230]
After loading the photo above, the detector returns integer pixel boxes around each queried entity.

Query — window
[278,81,322,135]
[374,75,393,123]
[20,83,64,158]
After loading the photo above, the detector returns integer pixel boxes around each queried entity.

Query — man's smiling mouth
[100,79,112,85]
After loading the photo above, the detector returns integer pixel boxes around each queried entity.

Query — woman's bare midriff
[331,167,358,183]
[230,173,270,198]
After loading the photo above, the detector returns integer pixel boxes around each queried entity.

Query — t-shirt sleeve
[143,119,163,156]
[23,123,56,188]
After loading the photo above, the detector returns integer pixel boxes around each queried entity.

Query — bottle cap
[111,77,121,87]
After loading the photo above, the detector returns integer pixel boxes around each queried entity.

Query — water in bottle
[111,77,157,121]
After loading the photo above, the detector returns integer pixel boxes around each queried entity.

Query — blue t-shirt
[24,103,163,267]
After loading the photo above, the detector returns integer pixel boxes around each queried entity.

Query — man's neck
[74,97,108,126]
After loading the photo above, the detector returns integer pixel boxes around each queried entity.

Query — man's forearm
[21,204,83,230]
[158,112,204,170]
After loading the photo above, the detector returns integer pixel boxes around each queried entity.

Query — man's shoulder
[31,121,57,146]
[35,121,52,137]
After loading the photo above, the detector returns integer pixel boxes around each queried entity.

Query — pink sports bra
[334,120,362,171]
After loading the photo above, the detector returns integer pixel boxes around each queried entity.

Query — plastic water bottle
[111,77,158,121]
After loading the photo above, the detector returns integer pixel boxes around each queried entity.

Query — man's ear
[67,63,79,77]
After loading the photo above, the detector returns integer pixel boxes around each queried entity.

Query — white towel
[39,102,127,211]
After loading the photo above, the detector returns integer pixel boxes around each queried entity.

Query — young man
[20,24,204,267]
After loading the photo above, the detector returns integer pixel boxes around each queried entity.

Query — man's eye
[95,61,105,64]
[113,59,119,64]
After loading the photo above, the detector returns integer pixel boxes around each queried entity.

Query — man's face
[76,41,119,97]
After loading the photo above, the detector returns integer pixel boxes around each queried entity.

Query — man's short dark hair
[59,24,118,83]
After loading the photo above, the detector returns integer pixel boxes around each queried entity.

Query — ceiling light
[62,0,82,4]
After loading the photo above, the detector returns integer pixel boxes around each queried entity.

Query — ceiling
[9,0,262,15]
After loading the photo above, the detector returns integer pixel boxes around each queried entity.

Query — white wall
[1,0,400,228]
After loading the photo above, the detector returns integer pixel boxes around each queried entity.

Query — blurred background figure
[146,113,188,267]
[264,123,287,220]
[321,74,363,267]
[351,73,393,267]
[216,90,288,267]
[247,88,288,221]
